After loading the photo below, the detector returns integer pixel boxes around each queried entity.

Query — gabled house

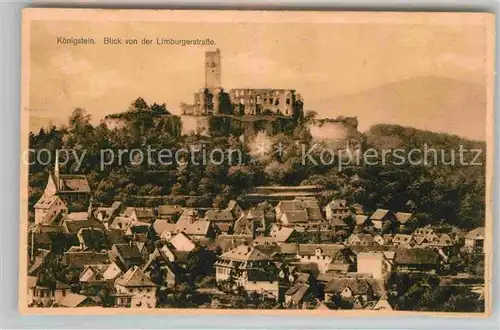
[373,234,392,246]
[324,278,374,308]
[123,207,155,223]
[465,227,485,252]
[413,227,435,238]
[269,225,300,244]
[59,293,99,307]
[356,252,393,279]
[76,227,108,251]
[275,197,320,221]
[34,195,68,225]
[296,244,354,274]
[169,232,196,252]
[324,199,351,222]
[369,209,396,231]
[395,212,414,230]
[393,248,440,273]
[215,245,279,299]
[93,201,123,228]
[284,282,311,308]
[142,248,179,287]
[41,159,91,206]
[61,251,109,276]
[392,234,417,247]
[111,243,144,271]
[114,266,157,308]
[355,215,374,232]
[157,204,183,221]
[225,200,244,218]
[79,262,122,284]
[347,233,375,246]
[204,209,235,234]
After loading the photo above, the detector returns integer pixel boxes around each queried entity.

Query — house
[275,197,320,221]
[79,262,122,284]
[347,233,375,246]
[142,248,179,287]
[413,227,435,237]
[175,219,217,240]
[61,251,109,274]
[393,248,440,273]
[392,234,416,247]
[109,216,135,232]
[114,266,157,308]
[233,213,257,237]
[152,219,177,238]
[269,225,300,244]
[111,243,144,271]
[431,234,455,248]
[124,223,151,242]
[28,249,50,276]
[280,210,308,227]
[159,244,191,268]
[41,158,91,205]
[76,228,108,251]
[170,232,196,252]
[355,215,373,232]
[123,207,155,223]
[372,297,393,310]
[93,201,123,228]
[373,234,392,246]
[356,252,393,279]
[225,200,244,218]
[215,245,279,299]
[464,227,485,252]
[27,276,52,307]
[34,195,67,225]
[395,212,413,229]
[204,209,235,223]
[61,218,105,239]
[157,204,183,221]
[324,199,351,222]
[369,209,396,231]
[174,209,217,239]
[296,244,354,274]
[284,282,311,307]
[59,293,99,307]
[324,278,374,308]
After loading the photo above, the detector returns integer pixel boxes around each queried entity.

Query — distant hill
[366,123,486,151]
[321,76,486,141]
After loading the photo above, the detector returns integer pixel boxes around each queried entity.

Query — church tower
[205,49,221,89]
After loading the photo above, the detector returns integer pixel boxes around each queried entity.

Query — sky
[28,15,490,140]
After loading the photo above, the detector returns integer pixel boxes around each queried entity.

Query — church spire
[54,153,60,189]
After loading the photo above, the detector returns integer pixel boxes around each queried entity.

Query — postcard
[20,9,494,316]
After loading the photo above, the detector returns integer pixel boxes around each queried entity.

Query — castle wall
[180,115,210,136]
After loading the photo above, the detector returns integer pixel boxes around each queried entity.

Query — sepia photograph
[19,9,494,315]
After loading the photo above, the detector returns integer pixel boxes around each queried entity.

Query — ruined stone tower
[205,48,221,89]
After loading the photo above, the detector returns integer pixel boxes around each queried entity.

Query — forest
[28,97,486,231]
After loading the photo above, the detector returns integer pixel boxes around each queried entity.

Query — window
[62,289,66,297]
[286,98,290,105]
[40,290,44,298]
